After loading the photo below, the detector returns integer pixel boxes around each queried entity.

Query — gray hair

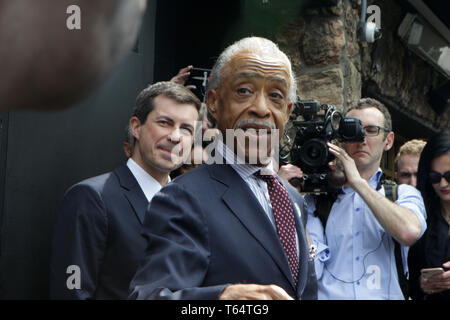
[207,37,298,104]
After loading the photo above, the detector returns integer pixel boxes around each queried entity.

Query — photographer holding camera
[305,98,427,300]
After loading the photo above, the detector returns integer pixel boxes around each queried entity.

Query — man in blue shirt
[306,98,427,300]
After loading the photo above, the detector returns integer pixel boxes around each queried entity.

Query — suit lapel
[209,164,296,291]
[114,164,148,225]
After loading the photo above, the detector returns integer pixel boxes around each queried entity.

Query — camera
[281,100,365,193]
[358,21,382,43]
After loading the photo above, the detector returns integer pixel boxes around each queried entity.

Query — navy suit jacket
[50,164,149,299]
[129,164,317,300]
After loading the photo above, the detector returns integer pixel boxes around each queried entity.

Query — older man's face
[207,51,293,166]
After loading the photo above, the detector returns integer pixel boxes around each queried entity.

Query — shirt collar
[126,158,169,202]
[370,168,384,188]
[341,168,383,194]
[216,139,276,179]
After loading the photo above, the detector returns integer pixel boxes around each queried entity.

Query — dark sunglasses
[429,171,450,184]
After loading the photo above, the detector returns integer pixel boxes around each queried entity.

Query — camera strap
[378,178,409,300]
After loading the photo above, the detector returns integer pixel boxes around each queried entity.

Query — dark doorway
[153,0,241,92]
[0,3,156,299]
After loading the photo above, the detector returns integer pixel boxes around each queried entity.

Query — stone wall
[277,0,361,110]
[360,0,448,132]
[276,0,448,137]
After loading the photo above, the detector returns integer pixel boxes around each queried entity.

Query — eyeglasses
[363,125,390,137]
[428,171,450,184]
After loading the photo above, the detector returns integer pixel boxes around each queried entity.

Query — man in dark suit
[129,37,317,300]
[50,81,201,299]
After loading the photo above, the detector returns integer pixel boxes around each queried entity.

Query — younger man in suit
[50,81,201,299]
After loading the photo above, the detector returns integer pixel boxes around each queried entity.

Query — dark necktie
[254,171,299,285]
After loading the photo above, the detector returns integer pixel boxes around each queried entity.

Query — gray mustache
[235,119,276,131]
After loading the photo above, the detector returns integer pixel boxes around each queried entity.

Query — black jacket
[129,163,317,300]
[50,164,148,299]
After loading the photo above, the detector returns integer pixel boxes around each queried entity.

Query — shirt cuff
[315,241,330,262]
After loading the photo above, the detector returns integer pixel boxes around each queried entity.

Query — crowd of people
[48,36,449,300]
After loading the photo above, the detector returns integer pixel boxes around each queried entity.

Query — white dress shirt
[126,158,169,202]
[216,139,300,253]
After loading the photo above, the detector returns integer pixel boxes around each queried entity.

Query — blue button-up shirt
[306,169,426,300]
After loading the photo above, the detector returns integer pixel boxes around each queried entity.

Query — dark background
[0,0,279,300]
[0,1,158,299]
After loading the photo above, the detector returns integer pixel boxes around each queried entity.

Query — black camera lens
[295,99,320,121]
[289,101,364,193]
[308,146,320,159]
[339,117,365,142]
[299,139,329,168]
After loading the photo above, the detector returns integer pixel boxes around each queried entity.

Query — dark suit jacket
[129,164,317,300]
[50,164,149,299]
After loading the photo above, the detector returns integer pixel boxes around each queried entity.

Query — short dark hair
[346,97,392,133]
[132,81,201,124]
[417,131,450,223]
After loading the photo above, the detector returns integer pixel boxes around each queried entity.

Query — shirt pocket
[362,214,385,250]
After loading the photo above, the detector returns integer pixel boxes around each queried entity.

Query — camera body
[358,21,382,43]
[286,100,365,193]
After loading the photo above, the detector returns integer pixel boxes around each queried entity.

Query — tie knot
[254,170,276,183]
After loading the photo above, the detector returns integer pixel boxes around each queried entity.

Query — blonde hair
[394,139,427,171]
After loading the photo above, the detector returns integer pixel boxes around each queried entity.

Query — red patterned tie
[254,171,299,285]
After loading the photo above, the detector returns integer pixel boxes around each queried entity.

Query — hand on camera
[278,164,303,192]
[327,142,363,188]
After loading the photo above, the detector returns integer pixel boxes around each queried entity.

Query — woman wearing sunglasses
[408,131,450,300]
